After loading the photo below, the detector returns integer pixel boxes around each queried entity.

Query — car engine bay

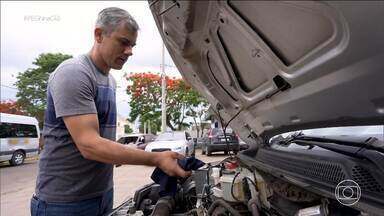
[108,139,384,216]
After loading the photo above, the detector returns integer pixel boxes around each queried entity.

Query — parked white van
[0,113,40,166]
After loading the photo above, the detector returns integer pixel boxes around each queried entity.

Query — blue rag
[151,156,205,197]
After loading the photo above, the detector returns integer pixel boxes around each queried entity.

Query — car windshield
[271,125,384,142]
[211,128,233,136]
[117,136,138,144]
[155,132,185,141]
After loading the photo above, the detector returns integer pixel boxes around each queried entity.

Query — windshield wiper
[276,132,382,148]
[294,135,382,150]
[275,134,384,173]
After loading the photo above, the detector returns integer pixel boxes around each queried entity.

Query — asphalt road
[0,149,226,216]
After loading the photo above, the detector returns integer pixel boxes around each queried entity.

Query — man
[31,7,190,216]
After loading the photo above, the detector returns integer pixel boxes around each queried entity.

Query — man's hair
[96,7,139,35]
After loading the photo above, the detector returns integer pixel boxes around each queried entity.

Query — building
[116,114,134,140]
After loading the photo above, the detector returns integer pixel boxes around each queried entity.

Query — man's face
[98,23,137,70]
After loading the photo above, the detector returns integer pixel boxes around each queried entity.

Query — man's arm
[63,113,190,177]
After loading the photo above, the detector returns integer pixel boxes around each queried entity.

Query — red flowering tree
[127,72,162,132]
[126,72,209,132]
[0,100,25,115]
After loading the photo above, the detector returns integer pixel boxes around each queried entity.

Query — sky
[1,1,181,118]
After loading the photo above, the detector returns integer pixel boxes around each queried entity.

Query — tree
[186,99,209,137]
[127,73,162,133]
[166,78,208,131]
[126,72,209,132]
[0,100,25,115]
[124,124,133,134]
[15,53,72,126]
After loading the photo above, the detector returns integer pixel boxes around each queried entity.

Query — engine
[108,156,363,216]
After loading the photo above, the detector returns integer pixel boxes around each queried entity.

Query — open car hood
[149,1,384,146]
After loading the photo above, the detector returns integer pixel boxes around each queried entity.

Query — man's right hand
[153,151,191,178]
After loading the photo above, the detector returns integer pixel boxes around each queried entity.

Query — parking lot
[0,149,226,216]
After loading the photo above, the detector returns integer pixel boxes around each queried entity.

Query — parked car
[194,136,209,149]
[109,1,384,216]
[202,127,239,156]
[196,129,211,149]
[239,138,249,151]
[117,133,156,150]
[0,113,40,166]
[145,131,195,156]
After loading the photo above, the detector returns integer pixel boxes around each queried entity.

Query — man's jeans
[30,189,113,216]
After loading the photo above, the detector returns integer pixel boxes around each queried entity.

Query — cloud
[1,1,180,117]
[1,66,19,101]
[1,66,20,86]
[1,87,18,101]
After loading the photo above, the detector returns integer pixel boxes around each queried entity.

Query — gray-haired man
[31,7,189,216]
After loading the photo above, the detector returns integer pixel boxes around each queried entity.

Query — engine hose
[207,199,242,216]
[150,197,174,216]
[248,198,260,216]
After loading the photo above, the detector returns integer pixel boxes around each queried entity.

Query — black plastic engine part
[150,196,175,216]
[208,199,242,216]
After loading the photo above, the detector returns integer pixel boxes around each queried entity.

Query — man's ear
[94,27,104,43]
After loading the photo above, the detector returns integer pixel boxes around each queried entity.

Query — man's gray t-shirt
[36,54,117,202]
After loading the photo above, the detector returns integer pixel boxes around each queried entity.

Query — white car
[0,113,40,166]
[145,131,195,156]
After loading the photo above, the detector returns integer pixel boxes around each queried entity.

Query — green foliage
[15,53,72,126]
[185,95,209,137]
[127,73,162,132]
[124,124,133,134]
[126,72,209,132]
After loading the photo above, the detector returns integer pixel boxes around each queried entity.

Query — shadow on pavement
[0,159,38,168]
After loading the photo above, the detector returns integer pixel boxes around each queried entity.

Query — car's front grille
[151,148,171,152]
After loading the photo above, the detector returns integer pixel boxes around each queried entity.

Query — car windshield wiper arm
[294,135,382,150]
[278,135,384,173]
[277,134,383,151]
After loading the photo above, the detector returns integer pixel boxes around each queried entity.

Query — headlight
[174,146,182,150]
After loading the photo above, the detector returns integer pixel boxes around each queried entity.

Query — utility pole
[143,122,146,134]
[161,42,167,132]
